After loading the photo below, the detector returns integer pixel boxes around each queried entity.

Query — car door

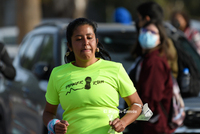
[9,33,55,134]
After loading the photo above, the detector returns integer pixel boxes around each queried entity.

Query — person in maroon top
[129,21,175,134]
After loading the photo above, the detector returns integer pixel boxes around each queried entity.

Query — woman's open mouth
[82,49,91,52]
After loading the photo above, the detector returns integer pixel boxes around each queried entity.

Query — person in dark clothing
[136,1,164,29]
[130,1,178,79]
[0,42,16,80]
[129,21,175,134]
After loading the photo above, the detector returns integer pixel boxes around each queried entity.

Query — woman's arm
[43,101,59,126]
[43,101,69,134]
[109,92,143,132]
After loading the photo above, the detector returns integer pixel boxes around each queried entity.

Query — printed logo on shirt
[66,76,104,95]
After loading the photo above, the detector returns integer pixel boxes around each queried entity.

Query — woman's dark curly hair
[65,18,111,63]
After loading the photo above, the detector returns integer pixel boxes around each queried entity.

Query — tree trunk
[73,0,88,18]
[53,0,88,19]
[16,0,41,44]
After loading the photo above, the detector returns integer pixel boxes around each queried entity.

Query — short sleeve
[45,69,60,105]
[117,64,136,98]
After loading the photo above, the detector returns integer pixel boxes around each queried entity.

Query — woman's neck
[142,46,159,54]
[74,58,99,68]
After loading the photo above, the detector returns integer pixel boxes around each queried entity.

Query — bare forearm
[43,111,57,126]
[120,104,142,127]
[43,101,59,126]
[121,92,143,127]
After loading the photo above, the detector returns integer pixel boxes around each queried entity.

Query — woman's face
[69,24,98,62]
[139,23,160,50]
[137,13,147,28]
[144,24,160,45]
[174,13,187,31]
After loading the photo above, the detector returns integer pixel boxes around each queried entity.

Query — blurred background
[0,1,200,133]
[0,0,200,45]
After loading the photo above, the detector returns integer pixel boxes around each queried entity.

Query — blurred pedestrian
[170,11,200,56]
[129,1,178,79]
[129,21,174,134]
[0,42,16,80]
[42,18,143,134]
[126,1,177,134]
[135,1,163,31]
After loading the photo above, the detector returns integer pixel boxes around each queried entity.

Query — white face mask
[138,32,158,49]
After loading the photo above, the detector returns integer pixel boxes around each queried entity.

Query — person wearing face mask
[128,1,178,80]
[124,3,177,134]
[128,21,175,134]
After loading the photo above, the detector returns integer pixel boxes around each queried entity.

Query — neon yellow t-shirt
[45,58,136,134]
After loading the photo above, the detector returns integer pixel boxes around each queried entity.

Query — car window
[97,31,136,53]
[38,35,55,66]
[61,38,67,65]
[179,37,200,73]
[18,36,31,58]
[21,34,55,71]
[2,36,18,45]
[96,29,137,71]
[20,35,44,70]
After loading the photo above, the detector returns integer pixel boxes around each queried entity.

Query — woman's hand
[55,120,69,134]
[109,118,126,132]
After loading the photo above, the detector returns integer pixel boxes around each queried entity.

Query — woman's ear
[67,42,72,51]
[145,16,151,22]
[156,36,161,46]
